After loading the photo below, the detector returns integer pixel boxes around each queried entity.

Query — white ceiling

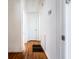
[23,0,44,12]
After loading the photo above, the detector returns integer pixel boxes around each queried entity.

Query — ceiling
[23,0,44,13]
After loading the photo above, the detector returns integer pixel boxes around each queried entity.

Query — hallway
[8,0,65,59]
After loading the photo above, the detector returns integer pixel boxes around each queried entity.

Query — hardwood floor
[8,40,48,59]
[8,52,24,59]
[24,40,48,59]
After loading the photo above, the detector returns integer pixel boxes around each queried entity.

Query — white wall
[8,0,22,52]
[39,0,57,59]
[23,0,42,13]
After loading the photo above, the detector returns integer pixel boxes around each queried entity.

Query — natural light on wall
[21,0,41,50]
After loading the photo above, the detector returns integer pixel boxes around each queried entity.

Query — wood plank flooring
[8,40,48,59]
[24,40,48,59]
[8,52,24,59]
